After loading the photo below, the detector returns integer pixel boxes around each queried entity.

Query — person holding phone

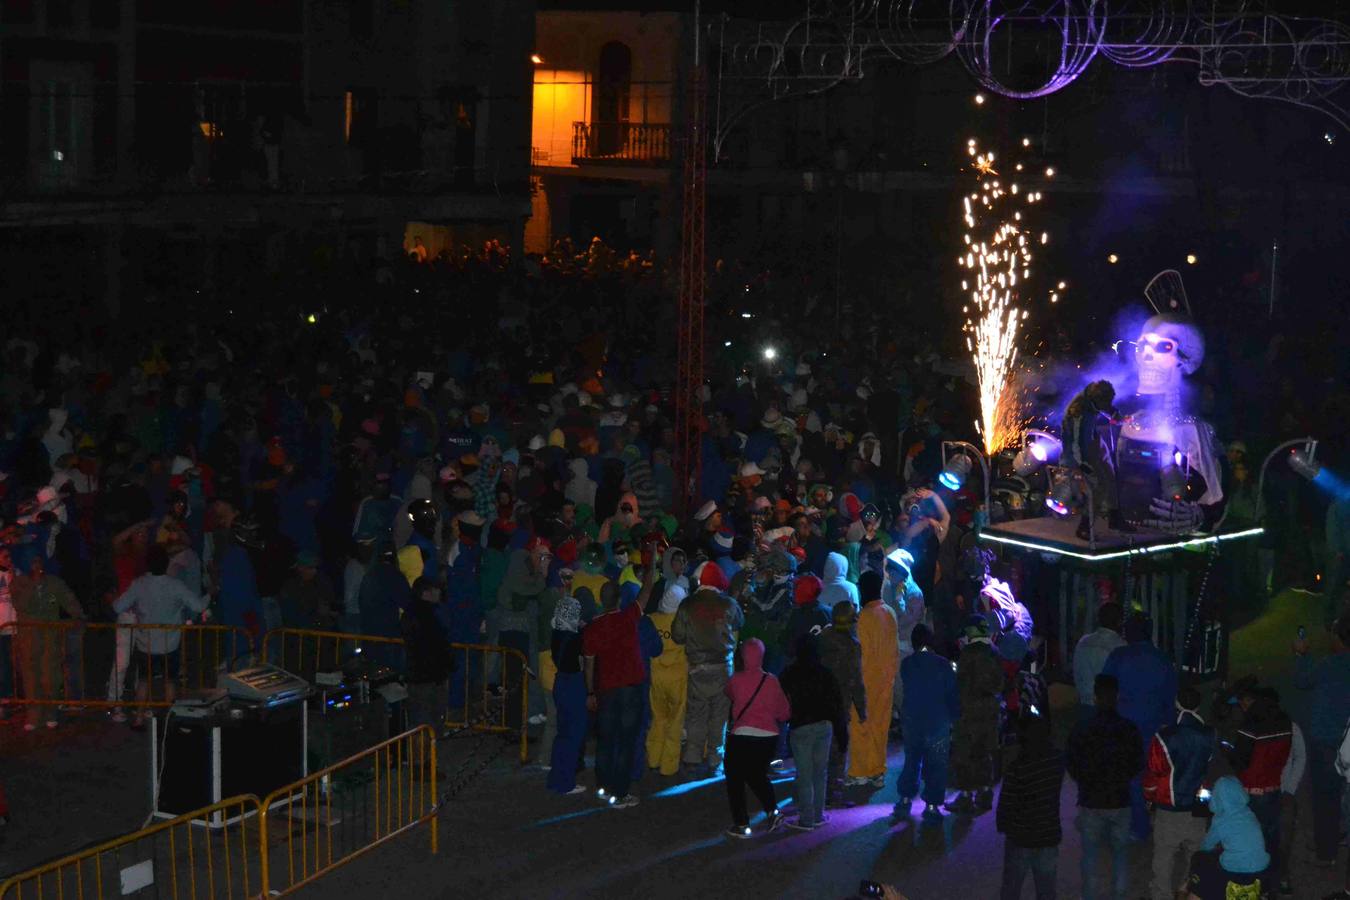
[1142,686,1216,899]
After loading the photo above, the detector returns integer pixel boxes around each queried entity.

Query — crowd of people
[0,238,1349,897]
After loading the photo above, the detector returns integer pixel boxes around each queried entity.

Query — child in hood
[1186,775,1273,898]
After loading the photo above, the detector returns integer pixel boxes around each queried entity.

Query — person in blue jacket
[440,520,483,713]
[1102,611,1178,840]
[894,623,960,822]
[1185,776,1273,899]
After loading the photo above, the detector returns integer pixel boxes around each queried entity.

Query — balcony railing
[572,121,670,165]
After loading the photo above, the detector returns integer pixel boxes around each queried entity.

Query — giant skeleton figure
[1116,271,1225,533]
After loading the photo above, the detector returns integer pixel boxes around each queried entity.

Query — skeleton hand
[1143,497,1203,534]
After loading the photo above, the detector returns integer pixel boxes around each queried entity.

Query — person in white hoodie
[565,458,597,509]
[1276,717,1306,896]
[818,552,859,612]
[41,408,73,467]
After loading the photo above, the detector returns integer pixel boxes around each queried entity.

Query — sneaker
[564,785,587,796]
[892,797,914,819]
[724,825,753,840]
[785,817,814,832]
[811,814,831,828]
[527,714,547,726]
[868,774,886,788]
[766,810,785,831]
[45,720,57,729]
[111,709,127,724]
[948,793,975,814]
[843,775,871,787]
[595,787,609,802]
[612,794,639,809]
[921,803,945,822]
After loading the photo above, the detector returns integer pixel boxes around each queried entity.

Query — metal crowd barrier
[260,628,530,763]
[258,725,439,896]
[0,795,263,900]
[2,621,254,710]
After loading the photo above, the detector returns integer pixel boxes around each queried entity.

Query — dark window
[47,0,75,27]
[595,41,631,156]
[1,0,36,24]
[91,1,121,29]
[349,0,374,40]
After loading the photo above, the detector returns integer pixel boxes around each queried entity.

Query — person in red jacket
[1229,684,1293,863]
[722,637,791,839]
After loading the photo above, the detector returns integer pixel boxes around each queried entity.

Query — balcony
[571,121,671,166]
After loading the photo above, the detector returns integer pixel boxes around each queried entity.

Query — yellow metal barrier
[261,629,530,763]
[3,621,254,710]
[0,795,262,900]
[258,725,439,896]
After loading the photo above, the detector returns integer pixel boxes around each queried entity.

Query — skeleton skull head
[1135,314,1204,397]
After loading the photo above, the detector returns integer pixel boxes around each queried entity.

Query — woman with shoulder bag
[723,637,791,839]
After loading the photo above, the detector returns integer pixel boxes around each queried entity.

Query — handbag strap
[732,673,769,727]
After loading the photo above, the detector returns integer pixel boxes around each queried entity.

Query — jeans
[0,634,12,706]
[1309,741,1345,862]
[595,683,644,799]
[1276,792,1296,884]
[1246,791,1280,864]
[498,629,530,731]
[1000,843,1058,900]
[547,672,587,793]
[790,721,832,826]
[1076,807,1131,900]
[537,689,557,766]
[1151,807,1208,897]
[896,726,951,806]
[405,680,447,733]
[725,733,778,827]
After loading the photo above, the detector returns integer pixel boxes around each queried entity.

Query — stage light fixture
[939,454,972,490]
[1159,461,1188,500]
[1107,253,1119,264]
[763,346,777,361]
[530,53,544,65]
[1289,447,1322,481]
[974,93,986,105]
[1186,254,1197,265]
[1046,477,1076,516]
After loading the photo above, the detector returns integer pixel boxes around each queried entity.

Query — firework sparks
[961,141,1044,455]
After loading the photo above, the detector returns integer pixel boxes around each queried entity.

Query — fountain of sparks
[959,138,1049,455]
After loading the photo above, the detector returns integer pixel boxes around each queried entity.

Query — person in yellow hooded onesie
[645,582,689,775]
[847,570,898,786]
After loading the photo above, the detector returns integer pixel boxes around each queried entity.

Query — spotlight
[306,313,317,324]
[1022,137,1031,147]
[1186,253,1197,265]
[1289,447,1322,481]
[1046,477,1077,516]
[763,347,777,361]
[1325,131,1336,145]
[1045,167,1055,178]
[740,312,753,319]
[1013,431,1062,477]
[724,340,732,347]
[974,93,986,105]
[939,454,972,491]
[1107,253,1119,264]
[530,53,544,65]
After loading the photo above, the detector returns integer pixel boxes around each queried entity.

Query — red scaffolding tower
[674,66,707,516]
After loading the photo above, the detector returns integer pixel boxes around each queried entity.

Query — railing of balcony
[571,121,670,165]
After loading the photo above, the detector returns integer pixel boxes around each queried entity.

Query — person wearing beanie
[847,570,898,788]
[820,601,866,806]
[1102,611,1178,840]
[1143,684,1216,899]
[644,583,689,776]
[784,574,829,667]
[672,559,744,776]
[895,622,959,823]
[949,614,1006,814]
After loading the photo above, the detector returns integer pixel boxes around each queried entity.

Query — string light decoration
[960,138,1048,454]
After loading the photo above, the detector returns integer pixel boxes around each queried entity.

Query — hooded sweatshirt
[724,638,791,736]
[671,581,744,670]
[1199,776,1271,875]
[818,552,859,611]
[565,457,597,509]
